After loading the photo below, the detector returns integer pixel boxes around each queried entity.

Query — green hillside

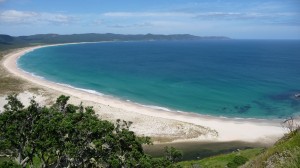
[177,129,300,168]
[243,128,300,168]
[0,33,230,50]
[177,148,263,168]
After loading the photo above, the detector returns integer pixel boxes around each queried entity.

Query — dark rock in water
[239,105,251,114]
[220,105,252,114]
[270,93,291,101]
[219,107,233,113]
[233,104,251,114]
[252,100,276,115]
[265,91,300,115]
[222,107,227,111]
[269,90,300,101]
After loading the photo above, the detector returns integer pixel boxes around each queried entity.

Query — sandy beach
[1,44,287,144]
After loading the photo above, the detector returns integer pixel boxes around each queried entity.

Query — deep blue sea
[18,40,300,119]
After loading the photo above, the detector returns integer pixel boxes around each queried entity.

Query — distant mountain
[0,34,15,44]
[0,33,230,49]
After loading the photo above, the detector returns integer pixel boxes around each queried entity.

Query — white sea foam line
[18,68,45,80]
[141,104,172,112]
[20,68,106,97]
[57,83,104,96]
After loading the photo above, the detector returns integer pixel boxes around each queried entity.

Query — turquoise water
[18,40,300,118]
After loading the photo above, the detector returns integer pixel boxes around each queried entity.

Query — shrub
[227,155,249,168]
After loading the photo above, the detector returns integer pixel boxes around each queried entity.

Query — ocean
[18,40,300,119]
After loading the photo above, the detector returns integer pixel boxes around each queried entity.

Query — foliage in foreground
[0,94,182,168]
[0,160,21,168]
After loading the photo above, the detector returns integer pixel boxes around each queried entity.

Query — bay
[18,40,300,118]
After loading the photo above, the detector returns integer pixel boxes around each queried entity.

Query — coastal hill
[0,33,230,49]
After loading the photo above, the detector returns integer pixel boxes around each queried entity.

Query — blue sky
[0,0,299,39]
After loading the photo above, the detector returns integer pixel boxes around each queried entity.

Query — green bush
[233,155,248,165]
[227,161,238,168]
[0,160,22,168]
[0,94,182,168]
[227,155,248,168]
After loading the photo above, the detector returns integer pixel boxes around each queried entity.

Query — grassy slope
[0,49,27,94]
[177,148,263,168]
[243,129,300,168]
[177,129,300,168]
[0,48,45,96]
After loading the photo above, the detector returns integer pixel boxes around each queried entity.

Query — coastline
[2,43,286,144]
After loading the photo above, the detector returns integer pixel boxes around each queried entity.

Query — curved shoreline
[2,43,286,143]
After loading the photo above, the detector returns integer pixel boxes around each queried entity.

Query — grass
[243,129,300,168]
[0,48,42,95]
[177,148,263,168]
[144,141,264,161]
[177,130,300,168]
[0,49,26,94]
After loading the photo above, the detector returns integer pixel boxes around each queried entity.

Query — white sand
[1,44,287,144]
[0,91,46,112]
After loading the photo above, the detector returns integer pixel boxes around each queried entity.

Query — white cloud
[0,10,38,23]
[101,11,300,25]
[41,13,74,24]
[147,21,186,27]
[108,22,152,28]
[194,12,298,20]
[93,19,103,25]
[103,11,298,19]
[1,10,297,26]
[103,12,193,17]
[0,10,75,25]
[0,0,6,3]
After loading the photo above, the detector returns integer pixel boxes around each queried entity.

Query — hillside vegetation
[0,33,230,50]
[243,128,300,168]
[176,128,300,168]
[178,148,263,168]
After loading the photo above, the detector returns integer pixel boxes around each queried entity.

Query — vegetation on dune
[0,94,182,168]
[177,148,263,168]
[242,128,300,168]
[1,48,44,97]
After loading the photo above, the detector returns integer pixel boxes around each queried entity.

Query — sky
[0,0,299,39]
